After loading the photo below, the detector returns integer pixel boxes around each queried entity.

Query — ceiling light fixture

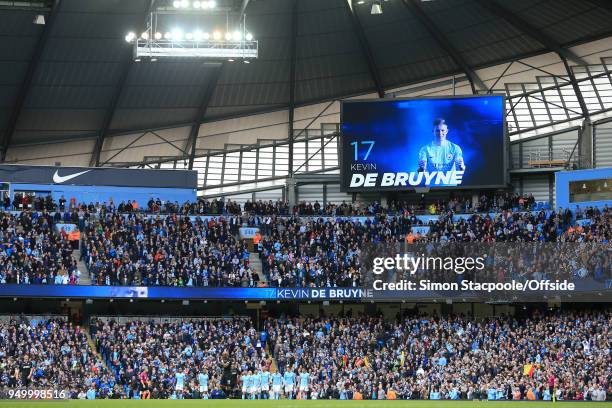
[371,1,382,14]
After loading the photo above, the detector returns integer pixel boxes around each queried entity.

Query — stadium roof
[1,0,612,151]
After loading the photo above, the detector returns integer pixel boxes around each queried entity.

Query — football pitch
[0,401,609,407]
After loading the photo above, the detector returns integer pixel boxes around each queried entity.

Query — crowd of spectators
[0,191,609,287]
[265,310,610,401]
[292,192,539,217]
[258,206,610,287]
[4,192,541,217]
[81,213,256,287]
[0,317,111,399]
[3,310,606,400]
[90,317,270,399]
[0,211,80,285]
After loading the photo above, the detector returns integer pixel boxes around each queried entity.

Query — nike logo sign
[52,170,91,184]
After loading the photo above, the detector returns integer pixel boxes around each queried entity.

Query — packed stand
[258,206,610,287]
[27,310,610,400]
[81,213,257,287]
[90,317,272,399]
[1,192,609,288]
[0,317,112,399]
[0,211,80,284]
[265,310,610,400]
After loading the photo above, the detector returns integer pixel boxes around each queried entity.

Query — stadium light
[181,0,189,7]
[371,2,382,14]
[133,23,258,60]
[172,28,184,40]
[209,0,216,8]
[193,0,201,8]
[173,0,180,7]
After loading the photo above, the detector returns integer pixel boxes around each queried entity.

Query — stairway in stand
[73,247,92,285]
[250,252,267,285]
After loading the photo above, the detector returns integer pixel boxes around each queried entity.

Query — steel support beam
[345,0,385,98]
[585,0,612,14]
[1,0,60,162]
[90,0,153,167]
[237,0,250,23]
[560,56,590,119]
[402,0,486,94]
[187,63,224,169]
[474,0,587,66]
[288,0,298,177]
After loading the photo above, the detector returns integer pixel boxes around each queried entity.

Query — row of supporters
[0,310,608,400]
[4,192,546,217]
[0,204,609,286]
[0,212,81,284]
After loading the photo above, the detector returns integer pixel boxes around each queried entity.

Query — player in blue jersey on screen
[418,118,466,172]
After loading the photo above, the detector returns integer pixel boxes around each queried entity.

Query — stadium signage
[0,283,607,301]
[276,288,374,299]
[350,170,464,188]
[0,164,197,189]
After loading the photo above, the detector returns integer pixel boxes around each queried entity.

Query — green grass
[0,401,609,408]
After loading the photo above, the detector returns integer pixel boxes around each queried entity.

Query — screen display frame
[339,95,509,192]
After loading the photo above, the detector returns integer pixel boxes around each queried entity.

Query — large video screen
[340,96,506,191]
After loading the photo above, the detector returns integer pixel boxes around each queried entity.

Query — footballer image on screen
[341,96,506,191]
